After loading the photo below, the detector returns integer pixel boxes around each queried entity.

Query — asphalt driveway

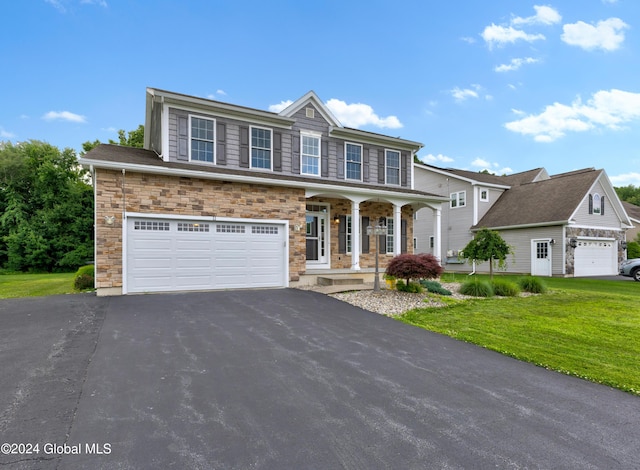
[1,289,639,469]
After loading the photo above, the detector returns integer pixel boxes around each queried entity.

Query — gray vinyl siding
[471,226,564,275]
[163,105,414,189]
[572,180,622,228]
[477,187,504,222]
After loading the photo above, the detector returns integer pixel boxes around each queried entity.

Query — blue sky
[2,0,640,186]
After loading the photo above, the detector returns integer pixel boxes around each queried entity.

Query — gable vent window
[306,108,315,119]
[589,193,605,215]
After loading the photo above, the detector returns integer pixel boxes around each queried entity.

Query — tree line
[0,128,639,273]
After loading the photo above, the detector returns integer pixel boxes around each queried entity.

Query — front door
[306,206,328,266]
[531,240,552,276]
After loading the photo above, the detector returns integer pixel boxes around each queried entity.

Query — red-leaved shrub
[385,253,443,286]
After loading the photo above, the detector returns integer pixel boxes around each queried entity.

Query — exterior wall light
[104,215,116,225]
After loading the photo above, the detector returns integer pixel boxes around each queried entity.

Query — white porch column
[434,208,442,261]
[351,200,361,270]
[394,203,402,255]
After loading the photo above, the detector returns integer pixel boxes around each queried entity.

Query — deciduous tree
[461,228,513,279]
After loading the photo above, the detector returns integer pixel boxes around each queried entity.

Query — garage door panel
[127,217,286,293]
[574,240,617,276]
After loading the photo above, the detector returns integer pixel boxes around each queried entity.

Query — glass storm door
[306,212,327,265]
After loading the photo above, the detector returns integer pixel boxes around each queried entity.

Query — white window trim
[450,191,466,208]
[593,193,601,214]
[188,114,216,164]
[345,142,363,181]
[479,188,489,202]
[384,149,401,186]
[386,217,394,254]
[300,131,322,177]
[250,125,273,171]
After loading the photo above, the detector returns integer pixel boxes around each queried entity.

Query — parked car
[619,258,640,281]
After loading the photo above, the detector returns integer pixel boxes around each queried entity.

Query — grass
[400,274,640,395]
[0,272,77,299]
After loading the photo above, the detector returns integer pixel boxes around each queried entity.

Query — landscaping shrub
[518,276,547,294]
[73,265,95,291]
[419,280,452,296]
[627,241,640,259]
[396,280,423,293]
[385,253,443,287]
[491,278,520,297]
[459,278,494,297]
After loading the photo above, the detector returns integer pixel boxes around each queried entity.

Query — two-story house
[80,88,447,295]
[414,163,632,277]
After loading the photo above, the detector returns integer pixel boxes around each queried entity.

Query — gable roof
[415,163,547,188]
[473,168,603,229]
[622,201,640,222]
[278,90,342,127]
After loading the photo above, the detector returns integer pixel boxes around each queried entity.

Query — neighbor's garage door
[126,217,287,293]
[574,238,617,277]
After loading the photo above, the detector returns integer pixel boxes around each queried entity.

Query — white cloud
[450,87,478,102]
[602,0,618,4]
[45,0,66,12]
[325,99,403,129]
[511,108,526,116]
[499,167,514,175]
[495,57,539,72]
[512,5,562,26]
[80,0,107,6]
[460,36,476,44]
[505,89,640,142]
[561,18,628,51]
[42,111,87,123]
[471,158,493,168]
[610,172,640,186]
[216,89,227,96]
[420,153,455,164]
[0,126,16,139]
[481,24,545,48]
[268,100,293,113]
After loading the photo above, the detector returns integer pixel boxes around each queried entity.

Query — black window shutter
[378,150,385,184]
[338,215,347,254]
[588,194,593,214]
[363,148,370,182]
[601,196,605,215]
[177,115,188,161]
[273,132,282,172]
[292,135,300,174]
[361,216,370,254]
[216,122,226,165]
[321,141,329,177]
[401,219,408,253]
[378,217,387,254]
[239,126,250,168]
[401,152,409,187]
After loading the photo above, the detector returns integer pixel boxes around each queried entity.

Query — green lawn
[400,275,640,395]
[0,273,77,299]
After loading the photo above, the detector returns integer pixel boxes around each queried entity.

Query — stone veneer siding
[564,227,626,276]
[308,197,414,270]
[94,169,307,290]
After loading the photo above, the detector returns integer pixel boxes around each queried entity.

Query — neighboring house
[80,88,446,295]
[621,201,640,243]
[414,164,633,277]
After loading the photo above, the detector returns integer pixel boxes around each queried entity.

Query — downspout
[469,261,476,276]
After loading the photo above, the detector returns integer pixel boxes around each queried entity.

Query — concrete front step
[317,276,364,286]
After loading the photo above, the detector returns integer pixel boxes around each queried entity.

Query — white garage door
[574,239,617,277]
[126,217,287,293]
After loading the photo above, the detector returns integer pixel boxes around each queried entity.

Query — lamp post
[367,223,387,292]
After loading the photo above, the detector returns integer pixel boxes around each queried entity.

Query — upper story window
[301,132,321,176]
[589,193,605,215]
[451,191,466,208]
[385,150,401,185]
[190,116,215,163]
[480,189,489,202]
[251,126,272,169]
[345,143,362,181]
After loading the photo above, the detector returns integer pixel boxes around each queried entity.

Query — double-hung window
[386,217,394,254]
[251,126,272,169]
[385,150,401,185]
[301,132,321,176]
[345,143,362,181]
[190,116,215,163]
[450,191,466,208]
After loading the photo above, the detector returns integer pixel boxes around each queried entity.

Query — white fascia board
[148,88,294,130]
[329,126,423,152]
[472,220,568,231]
[414,163,510,189]
[81,158,448,205]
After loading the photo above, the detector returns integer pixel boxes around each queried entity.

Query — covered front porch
[292,186,444,287]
